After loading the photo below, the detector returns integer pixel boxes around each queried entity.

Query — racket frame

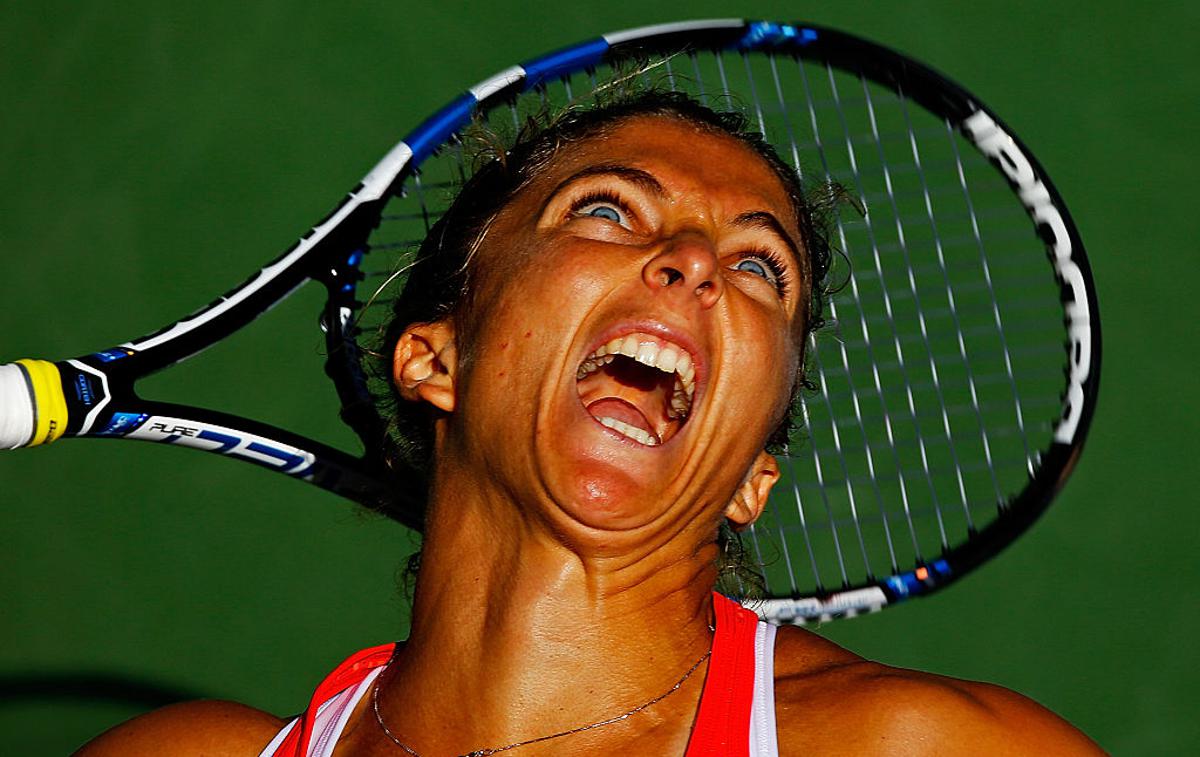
[2,19,1100,621]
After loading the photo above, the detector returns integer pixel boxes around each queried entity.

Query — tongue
[586,397,654,435]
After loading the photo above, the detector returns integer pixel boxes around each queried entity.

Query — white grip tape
[0,363,36,449]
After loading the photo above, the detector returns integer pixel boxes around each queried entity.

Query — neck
[373,470,721,754]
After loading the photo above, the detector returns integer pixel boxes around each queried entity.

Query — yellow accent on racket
[16,359,68,446]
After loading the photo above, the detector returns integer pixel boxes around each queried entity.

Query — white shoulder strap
[258,718,298,757]
[748,621,779,756]
[257,666,384,757]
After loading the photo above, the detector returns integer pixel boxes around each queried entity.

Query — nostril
[660,267,684,287]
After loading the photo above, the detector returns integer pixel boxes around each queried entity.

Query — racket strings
[944,121,1034,470]
[793,57,927,583]
[865,79,984,533]
[353,47,1070,602]
[828,62,962,558]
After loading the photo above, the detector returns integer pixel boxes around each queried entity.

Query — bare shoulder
[74,699,285,756]
[770,626,1105,756]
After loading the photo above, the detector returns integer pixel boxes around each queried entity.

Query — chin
[549,458,673,534]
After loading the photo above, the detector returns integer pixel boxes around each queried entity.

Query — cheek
[458,255,609,398]
[471,235,617,317]
[727,311,798,418]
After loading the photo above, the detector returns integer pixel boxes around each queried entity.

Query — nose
[642,231,724,310]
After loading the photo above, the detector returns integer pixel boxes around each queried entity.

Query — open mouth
[576,332,697,447]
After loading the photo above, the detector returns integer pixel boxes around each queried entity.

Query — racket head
[311,20,1099,622]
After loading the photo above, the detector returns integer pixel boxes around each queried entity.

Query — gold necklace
[371,647,712,757]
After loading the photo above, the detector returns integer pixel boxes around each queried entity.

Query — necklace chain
[371,646,712,757]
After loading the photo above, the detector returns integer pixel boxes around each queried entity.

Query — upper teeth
[576,332,697,420]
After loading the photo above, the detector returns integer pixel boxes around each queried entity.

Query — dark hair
[375,90,835,495]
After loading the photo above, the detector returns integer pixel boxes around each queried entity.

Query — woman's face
[439,116,807,540]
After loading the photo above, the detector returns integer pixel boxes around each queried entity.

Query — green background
[1,1,1196,754]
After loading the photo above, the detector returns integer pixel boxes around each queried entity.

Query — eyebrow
[731,211,804,268]
[545,164,669,207]
[542,166,805,269]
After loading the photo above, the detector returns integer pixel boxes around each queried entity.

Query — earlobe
[392,321,457,412]
[723,450,780,529]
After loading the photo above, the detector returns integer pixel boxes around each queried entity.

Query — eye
[732,251,790,297]
[585,204,622,222]
[734,258,773,281]
[570,191,633,228]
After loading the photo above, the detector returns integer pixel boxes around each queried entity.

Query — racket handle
[0,360,68,449]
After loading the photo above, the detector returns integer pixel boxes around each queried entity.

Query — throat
[391,563,718,756]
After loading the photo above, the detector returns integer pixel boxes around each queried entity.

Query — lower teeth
[596,416,658,446]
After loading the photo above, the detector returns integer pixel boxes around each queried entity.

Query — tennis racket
[0,19,1100,624]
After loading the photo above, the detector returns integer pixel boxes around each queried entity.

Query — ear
[392,320,457,413]
[723,450,780,530]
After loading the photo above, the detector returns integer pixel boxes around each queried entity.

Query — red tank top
[266,593,770,756]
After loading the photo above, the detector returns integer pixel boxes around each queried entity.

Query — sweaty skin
[77,117,1104,756]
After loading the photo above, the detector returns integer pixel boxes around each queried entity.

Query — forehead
[532,115,797,221]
